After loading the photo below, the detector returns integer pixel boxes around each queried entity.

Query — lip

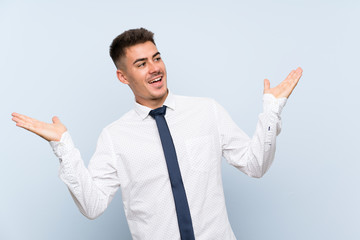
[147,75,163,84]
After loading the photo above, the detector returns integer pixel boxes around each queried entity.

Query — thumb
[264,79,270,91]
[52,116,61,124]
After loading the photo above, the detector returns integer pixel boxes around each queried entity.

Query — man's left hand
[264,67,303,98]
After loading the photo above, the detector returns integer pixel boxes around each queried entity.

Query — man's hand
[264,67,303,98]
[11,113,67,142]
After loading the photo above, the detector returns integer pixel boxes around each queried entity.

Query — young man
[12,28,302,239]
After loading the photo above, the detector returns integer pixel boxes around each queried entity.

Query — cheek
[160,62,166,71]
[129,70,145,84]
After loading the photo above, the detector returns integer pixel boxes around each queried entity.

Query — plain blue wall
[1,0,359,239]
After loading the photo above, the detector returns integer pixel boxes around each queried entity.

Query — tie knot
[149,105,167,118]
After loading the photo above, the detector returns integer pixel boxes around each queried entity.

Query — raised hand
[11,113,67,142]
[264,67,303,98]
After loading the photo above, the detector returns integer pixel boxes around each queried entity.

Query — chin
[151,88,167,99]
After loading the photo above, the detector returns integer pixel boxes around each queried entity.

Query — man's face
[117,41,168,109]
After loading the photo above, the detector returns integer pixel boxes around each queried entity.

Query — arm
[51,129,120,219]
[216,67,302,178]
[11,113,120,219]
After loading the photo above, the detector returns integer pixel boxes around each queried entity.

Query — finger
[264,79,270,90]
[12,112,25,119]
[285,70,296,82]
[15,120,36,132]
[52,116,61,124]
[11,112,34,123]
[11,113,38,131]
[286,68,303,94]
[12,116,24,124]
[293,67,302,77]
[291,68,303,84]
[284,69,301,90]
[12,116,31,126]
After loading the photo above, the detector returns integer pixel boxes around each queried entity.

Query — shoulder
[173,94,218,108]
[102,109,138,133]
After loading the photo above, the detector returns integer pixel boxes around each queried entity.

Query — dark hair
[109,28,155,69]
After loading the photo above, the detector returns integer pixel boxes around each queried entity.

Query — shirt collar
[134,90,176,120]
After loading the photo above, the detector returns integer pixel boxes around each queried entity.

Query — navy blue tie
[149,106,195,240]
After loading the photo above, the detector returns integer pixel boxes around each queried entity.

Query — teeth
[150,77,162,83]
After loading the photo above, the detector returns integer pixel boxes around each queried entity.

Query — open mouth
[149,76,162,84]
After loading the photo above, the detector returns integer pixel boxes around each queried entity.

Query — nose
[148,61,160,74]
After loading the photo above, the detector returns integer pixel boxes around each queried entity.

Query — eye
[137,62,146,68]
[154,56,161,62]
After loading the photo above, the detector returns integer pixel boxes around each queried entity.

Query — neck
[136,90,169,109]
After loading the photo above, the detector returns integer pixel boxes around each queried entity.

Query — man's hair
[109,28,155,69]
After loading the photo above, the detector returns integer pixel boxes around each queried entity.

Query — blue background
[1,0,359,239]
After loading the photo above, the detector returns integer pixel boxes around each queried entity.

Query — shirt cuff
[262,93,287,115]
[49,131,75,158]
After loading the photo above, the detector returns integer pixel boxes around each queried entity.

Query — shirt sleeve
[214,93,287,178]
[49,128,120,219]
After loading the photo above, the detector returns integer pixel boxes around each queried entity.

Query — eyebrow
[133,52,161,65]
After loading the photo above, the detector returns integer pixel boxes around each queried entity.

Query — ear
[116,69,129,85]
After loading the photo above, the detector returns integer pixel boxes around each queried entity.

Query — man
[12,28,302,239]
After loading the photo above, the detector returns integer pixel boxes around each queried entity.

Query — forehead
[124,41,158,61]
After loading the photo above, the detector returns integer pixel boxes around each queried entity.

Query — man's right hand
[11,112,67,142]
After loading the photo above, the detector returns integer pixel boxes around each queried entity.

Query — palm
[11,113,67,142]
[264,67,303,98]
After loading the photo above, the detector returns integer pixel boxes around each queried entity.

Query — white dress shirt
[50,91,287,240]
